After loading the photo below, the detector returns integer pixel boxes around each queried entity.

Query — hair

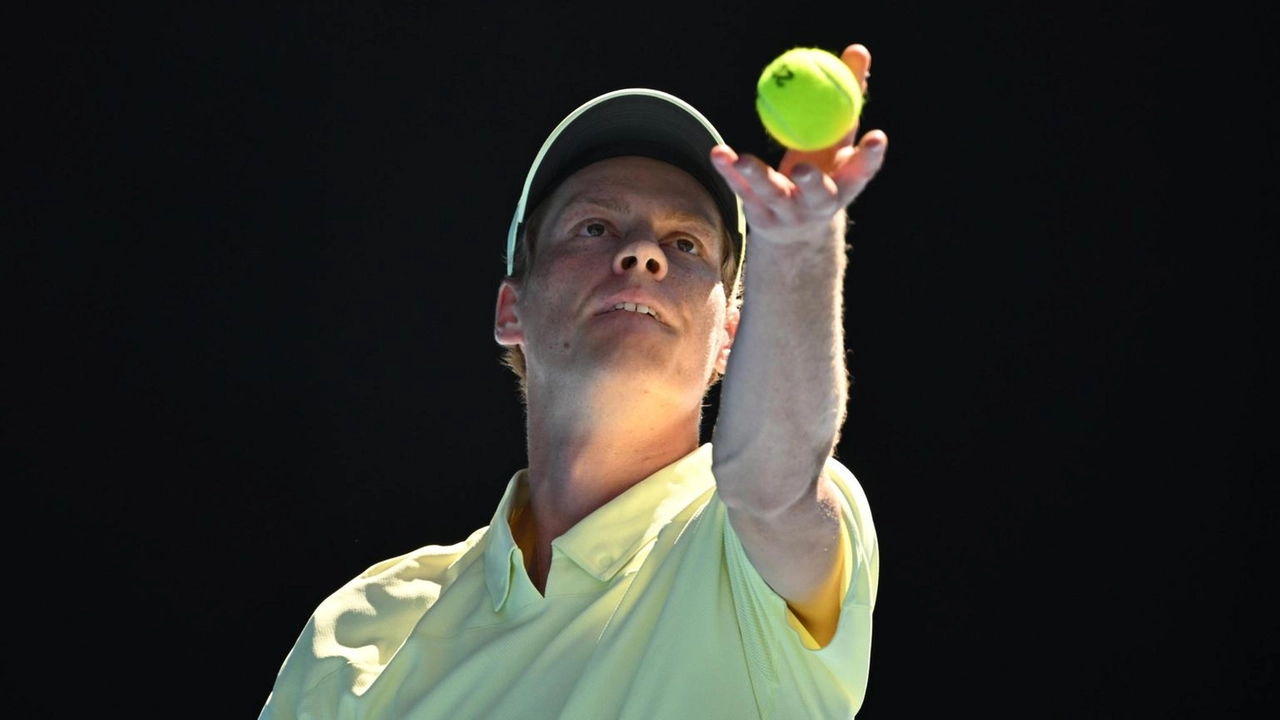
[500,194,744,401]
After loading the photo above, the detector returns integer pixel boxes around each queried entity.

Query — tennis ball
[755,47,863,151]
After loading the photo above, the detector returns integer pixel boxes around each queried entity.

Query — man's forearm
[712,211,850,513]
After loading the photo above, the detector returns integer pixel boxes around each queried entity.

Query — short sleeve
[721,456,879,719]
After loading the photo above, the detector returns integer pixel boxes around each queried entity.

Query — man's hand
[710,44,887,237]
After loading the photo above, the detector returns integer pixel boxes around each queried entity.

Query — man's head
[497,89,747,398]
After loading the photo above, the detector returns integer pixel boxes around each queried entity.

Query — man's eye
[673,237,700,255]
[581,221,608,237]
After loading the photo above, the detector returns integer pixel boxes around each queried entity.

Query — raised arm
[709,43,887,644]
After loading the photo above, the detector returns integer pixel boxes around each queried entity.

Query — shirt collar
[484,443,715,611]
[484,469,529,611]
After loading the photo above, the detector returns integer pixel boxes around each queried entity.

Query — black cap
[506,88,746,285]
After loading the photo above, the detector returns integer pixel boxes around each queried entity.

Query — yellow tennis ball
[756,47,864,151]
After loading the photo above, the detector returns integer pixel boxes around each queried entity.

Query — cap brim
[506,88,745,281]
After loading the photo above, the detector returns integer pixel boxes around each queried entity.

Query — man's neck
[517,389,703,575]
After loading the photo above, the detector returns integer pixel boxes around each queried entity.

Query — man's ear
[494,280,523,346]
[714,302,740,376]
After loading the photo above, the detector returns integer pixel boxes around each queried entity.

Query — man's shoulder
[306,526,492,640]
[354,525,492,585]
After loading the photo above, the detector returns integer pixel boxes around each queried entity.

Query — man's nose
[613,237,668,280]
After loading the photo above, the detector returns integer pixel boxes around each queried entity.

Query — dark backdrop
[9,1,1272,717]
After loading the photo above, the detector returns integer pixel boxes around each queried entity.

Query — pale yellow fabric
[258,443,879,720]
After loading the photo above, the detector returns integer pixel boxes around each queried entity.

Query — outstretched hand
[710,44,887,237]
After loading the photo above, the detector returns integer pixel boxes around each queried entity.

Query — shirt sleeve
[721,455,879,719]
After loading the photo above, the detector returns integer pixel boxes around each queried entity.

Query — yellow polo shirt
[259,444,878,719]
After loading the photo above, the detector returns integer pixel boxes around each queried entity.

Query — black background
[8,1,1273,717]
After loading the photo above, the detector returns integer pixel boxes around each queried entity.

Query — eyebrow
[566,194,630,216]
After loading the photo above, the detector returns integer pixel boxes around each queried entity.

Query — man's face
[497,156,735,407]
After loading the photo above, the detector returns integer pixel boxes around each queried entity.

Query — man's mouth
[611,302,660,322]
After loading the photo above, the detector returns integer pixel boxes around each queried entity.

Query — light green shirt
[259,444,879,719]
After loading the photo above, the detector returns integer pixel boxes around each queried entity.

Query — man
[260,43,888,719]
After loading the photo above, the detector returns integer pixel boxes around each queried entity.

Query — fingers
[712,145,844,227]
[713,132,887,227]
[776,128,888,210]
[789,163,843,213]
[830,130,888,207]
[711,145,791,208]
[841,44,871,94]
